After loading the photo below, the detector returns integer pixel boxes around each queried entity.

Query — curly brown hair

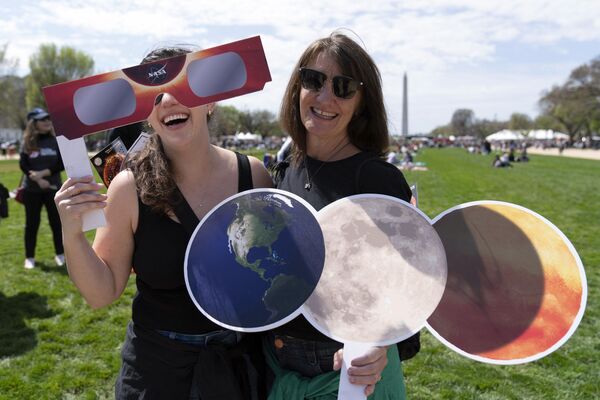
[127,133,182,214]
[280,32,389,164]
[127,46,194,215]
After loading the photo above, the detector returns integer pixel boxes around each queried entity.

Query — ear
[207,102,216,116]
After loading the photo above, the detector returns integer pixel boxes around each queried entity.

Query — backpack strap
[172,152,253,235]
[236,151,254,192]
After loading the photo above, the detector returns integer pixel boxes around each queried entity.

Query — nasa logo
[147,64,167,84]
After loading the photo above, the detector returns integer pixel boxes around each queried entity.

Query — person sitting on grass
[492,154,512,168]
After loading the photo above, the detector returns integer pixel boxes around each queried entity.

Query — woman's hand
[37,179,51,190]
[54,176,106,236]
[333,346,389,397]
[28,168,50,180]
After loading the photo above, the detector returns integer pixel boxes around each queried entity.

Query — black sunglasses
[37,117,51,122]
[299,67,363,99]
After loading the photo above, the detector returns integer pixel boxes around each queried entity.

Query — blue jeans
[269,332,341,378]
[156,328,240,347]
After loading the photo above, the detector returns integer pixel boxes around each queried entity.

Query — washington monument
[402,72,408,136]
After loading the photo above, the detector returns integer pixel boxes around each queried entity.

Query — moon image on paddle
[303,194,447,345]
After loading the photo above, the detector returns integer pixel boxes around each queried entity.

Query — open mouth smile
[162,113,190,128]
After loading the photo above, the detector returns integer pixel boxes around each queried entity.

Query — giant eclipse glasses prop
[43,36,271,139]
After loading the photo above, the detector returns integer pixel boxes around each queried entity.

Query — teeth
[162,113,189,124]
[313,108,337,118]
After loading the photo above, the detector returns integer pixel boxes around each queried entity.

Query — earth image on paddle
[185,189,325,331]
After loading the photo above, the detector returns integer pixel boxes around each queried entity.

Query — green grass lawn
[0,148,598,399]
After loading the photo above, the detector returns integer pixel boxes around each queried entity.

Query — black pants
[23,190,63,258]
[116,322,265,400]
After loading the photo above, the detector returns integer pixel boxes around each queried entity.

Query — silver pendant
[304,182,312,191]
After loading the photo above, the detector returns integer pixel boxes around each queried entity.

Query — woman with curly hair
[54,46,273,399]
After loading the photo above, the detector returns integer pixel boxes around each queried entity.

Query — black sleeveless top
[131,153,254,334]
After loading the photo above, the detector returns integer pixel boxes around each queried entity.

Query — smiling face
[299,52,362,147]
[35,118,53,134]
[146,92,214,149]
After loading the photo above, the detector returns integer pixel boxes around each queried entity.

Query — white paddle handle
[338,342,371,400]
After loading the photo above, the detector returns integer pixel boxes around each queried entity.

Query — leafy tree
[0,44,26,129]
[539,85,592,139]
[533,114,566,132]
[539,56,600,140]
[472,119,507,138]
[26,44,94,110]
[211,105,283,137]
[238,109,282,137]
[508,112,533,131]
[430,124,453,137]
[212,105,242,135]
[249,110,281,136]
[450,108,475,136]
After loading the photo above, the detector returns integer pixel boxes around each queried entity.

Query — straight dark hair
[279,32,389,164]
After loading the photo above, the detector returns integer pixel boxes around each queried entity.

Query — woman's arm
[55,171,137,309]
[249,156,275,188]
[19,152,32,175]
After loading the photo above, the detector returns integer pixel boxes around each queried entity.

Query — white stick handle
[338,342,371,400]
[57,136,106,231]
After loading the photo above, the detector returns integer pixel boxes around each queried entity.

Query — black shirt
[276,151,412,341]
[131,153,254,334]
[19,134,64,192]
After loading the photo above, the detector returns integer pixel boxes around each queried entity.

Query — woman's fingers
[55,176,107,233]
[63,192,108,205]
[56,177,103,201]
[347,346,388,387]
[333,348,344,371]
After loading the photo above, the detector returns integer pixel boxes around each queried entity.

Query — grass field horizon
[1,147,598,399]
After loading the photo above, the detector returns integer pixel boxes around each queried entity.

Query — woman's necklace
[304,139,351,191]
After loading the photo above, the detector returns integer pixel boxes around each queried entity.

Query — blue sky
[1,0,599,133]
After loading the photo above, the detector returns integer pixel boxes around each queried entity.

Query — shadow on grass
[38,261,69,276]
[0,291,55,357]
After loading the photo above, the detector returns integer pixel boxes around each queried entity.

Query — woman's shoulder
[357,154,401,175]
[104,169,139,229]
[356,155,412,201]
[107,170,137,199]
[214,147,274,189]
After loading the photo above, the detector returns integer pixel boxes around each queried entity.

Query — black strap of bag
[356,155,422,361]
[172,152,253,235]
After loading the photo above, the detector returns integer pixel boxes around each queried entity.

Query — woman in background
[19,107,64,269]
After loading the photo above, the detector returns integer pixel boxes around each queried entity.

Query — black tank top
[131,153,253,333]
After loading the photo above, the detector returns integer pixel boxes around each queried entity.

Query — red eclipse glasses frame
[43,36,271,140]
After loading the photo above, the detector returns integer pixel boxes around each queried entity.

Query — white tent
[235,132,262,141]
[527,130,569,141]
[486,130,525,141]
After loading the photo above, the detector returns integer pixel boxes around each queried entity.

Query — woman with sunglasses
[54,47,273,399]
[268,32,412,399]
[19,108,65,269]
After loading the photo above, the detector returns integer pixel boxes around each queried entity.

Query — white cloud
[1,0,599,132]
